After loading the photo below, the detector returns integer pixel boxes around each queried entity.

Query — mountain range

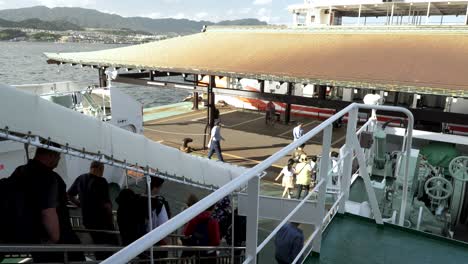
[0,6,267,34]
[0,18,83,31]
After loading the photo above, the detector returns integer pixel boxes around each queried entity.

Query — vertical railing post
[312,124,332,254]
[339,107,358,214]
[145,172,154,264]
[245,176,260,263]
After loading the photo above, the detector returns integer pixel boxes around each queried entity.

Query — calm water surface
[0,41,188,107]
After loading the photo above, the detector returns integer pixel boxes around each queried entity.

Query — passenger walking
[265,101,276,124]
[310,155,318,188]
[207,120,225,162]
[292,144,307,163]
[68,161,116,260]
[292,123,304,141]
[295,154,313,199]
[212,196,232,240]
[330,151,340,185]
[274,222,304,264]
[182,204,220,264]
[275,159,296,199]
[5,146,84,263]
[116,189,146,246]
[116,177,170,243]
[144,177,171,258]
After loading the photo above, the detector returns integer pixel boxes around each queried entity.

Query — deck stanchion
[245,176,259,264]
[193,74,199,110]
[145,170,154,264]
[312,124,332,254]
[285,82,294,124]
[339,107,358,214]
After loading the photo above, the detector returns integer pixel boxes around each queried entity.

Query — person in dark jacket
[7,146,84,263]
[274,222,304,264]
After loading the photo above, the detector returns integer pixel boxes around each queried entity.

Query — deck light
[326,86,330,92]
[416,94,421,99]
[453,98,458,103]
[354,89,358,94]
[384,92,389,96]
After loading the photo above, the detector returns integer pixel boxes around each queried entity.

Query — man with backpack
[116,176,171,260]
[67,161,117,260]
[0,145,83,262]
[182,204,220,264]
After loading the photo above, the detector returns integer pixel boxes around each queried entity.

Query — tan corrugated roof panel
[45,29,468,96]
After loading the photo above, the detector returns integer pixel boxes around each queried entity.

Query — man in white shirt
[208,120,225,162]
[292,123,304,141]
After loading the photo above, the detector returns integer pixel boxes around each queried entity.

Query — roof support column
[425,2,431,25]
[149,71,154,81]
[440,14,444,25]
[318,85,327,100]
[193,74,199,110]
[208,75,216,128]
[465,3,468,25]
[390,2,395,25]
[259,80,265,93]
[98,68,107,88]
[408,4,412,24]
[357,4,362,25]
[203,75,216,149]
[285,82,294,125]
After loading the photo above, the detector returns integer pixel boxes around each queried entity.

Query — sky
[0,0,303,24]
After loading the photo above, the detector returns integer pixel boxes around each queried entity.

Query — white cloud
[257,8,268,16]
[253,0,272,5]
[195,12,208,20]
[101,10,118,15]
[173,12,186,19]
[0,1,5,6]
[227,9,234,15]
[257,8,271,23]
[142,12,162,19]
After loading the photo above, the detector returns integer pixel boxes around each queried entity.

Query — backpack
[153,196,171,219]
[0,177,13,243]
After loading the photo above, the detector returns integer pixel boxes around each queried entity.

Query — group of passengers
[276,130,340,200]
[0,145,246,263]
[275,143,320,199]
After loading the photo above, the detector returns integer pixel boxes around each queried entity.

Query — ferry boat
[1,1,468,263]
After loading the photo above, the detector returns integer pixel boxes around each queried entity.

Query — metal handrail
[0,245,245,253]
[101,103,358,264]
[101,103,414,264]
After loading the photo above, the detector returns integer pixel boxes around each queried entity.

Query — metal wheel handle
[449,156,468,182]
[424,176,453,200]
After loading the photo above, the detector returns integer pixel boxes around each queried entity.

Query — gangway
[0,82,418,263]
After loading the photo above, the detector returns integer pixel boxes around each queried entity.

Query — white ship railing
[99,103,413,264]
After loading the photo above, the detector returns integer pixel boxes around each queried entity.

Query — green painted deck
[305,214,468,264]
[143,102,194,122]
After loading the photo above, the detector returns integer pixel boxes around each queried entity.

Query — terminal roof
[45,27,468,97]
